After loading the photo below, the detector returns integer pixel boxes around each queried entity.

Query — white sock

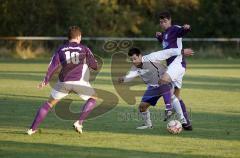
[140,109,152,126]
[171,95,187,124]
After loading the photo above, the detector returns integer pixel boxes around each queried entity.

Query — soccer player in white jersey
[27,26,98,135]
[118,47,193,129]
[156,11,192,130]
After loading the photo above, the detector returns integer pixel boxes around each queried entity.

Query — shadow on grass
[187,66,240,69]
[0,140,225,158]
[0,71,46,74]
[0,95,240,141]
[85,106,240,141]
[184,75,240,83]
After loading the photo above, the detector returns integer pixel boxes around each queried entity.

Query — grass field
[0,58,240,158]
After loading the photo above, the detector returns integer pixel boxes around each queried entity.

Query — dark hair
[128,47,141,56]
[68,26,81,40]
[159,11,171,20]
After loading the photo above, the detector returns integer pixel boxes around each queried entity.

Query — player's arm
[176,24,191,37]
[144,48,180,62]
[39,52,60,88]
[118,66,139,83]
[144,48,193,62]
[86,47,98,70]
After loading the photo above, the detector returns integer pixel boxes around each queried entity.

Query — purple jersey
[44,42,97,84]
[156,25,190,68]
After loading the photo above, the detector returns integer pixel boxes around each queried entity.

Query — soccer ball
[167,120,182,134]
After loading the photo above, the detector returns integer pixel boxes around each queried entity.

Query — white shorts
[166,56,185,89]
[50,80,95,100]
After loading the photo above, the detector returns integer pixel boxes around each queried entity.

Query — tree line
[0,0,240,37]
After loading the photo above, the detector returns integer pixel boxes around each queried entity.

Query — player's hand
[118,77,124,83]
[37,81,47,89]
[182,48,194,56]
[155,32,162,38]
[183,24,191,30]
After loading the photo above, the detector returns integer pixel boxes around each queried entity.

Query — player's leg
[174,88,190,123]
[171,92,187,124]
[137,86,162,129]
[163,90,172,111]
[172,67,192,130]
[27,82,69,135]
[160,82,185,123]
[174,88,189,123]
[158,64,182,119]
[174,88,192,130]
[28,97,59,134]
[73,82,97,133]
[160,84,174,121]
[136,102,152,129]
[171,82,191,126]
[164,61,192,130]
[78,97,97,125]
[159,71,183,122]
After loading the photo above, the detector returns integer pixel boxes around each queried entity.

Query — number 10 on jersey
[65,51,80,64]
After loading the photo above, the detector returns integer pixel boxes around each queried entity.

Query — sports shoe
[73,121,83,134]
[136,124,153,130]
[164,109,174,121]
[27,129,37,135]
[182,123,193,131]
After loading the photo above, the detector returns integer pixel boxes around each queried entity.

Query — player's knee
[138,106,144,112]
[47,97,59,108]
[47,102,55,108]
[139,103,148,112]
[174,89,181,99]
[175,94,181,100]
[159,79,169,85]
[160,74,171,84]
[89,96,98,100]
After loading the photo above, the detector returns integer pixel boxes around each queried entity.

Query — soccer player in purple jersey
[27,26,98,135]
[155,11,192,130]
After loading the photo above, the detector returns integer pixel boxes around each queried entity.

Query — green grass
[0,58,240,158]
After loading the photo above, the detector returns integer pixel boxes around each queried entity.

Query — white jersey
[123,48,182,86]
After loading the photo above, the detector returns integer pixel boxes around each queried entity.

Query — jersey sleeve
[123,66,139,82]
[176,25,191,37]
[143,48,182,62]
[86,47,98,70]
[43,51,60,84]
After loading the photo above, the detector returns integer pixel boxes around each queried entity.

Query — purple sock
[79,98,96,125]
[179,99,191,125]
[163,91,172,110]
[159,84,172,110]
[30,102,51,131]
